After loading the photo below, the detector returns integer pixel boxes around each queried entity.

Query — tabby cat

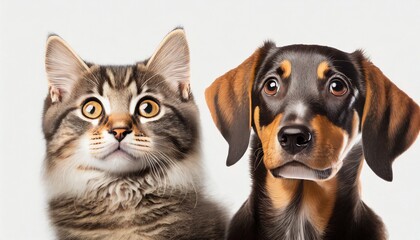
[42,29,227,240]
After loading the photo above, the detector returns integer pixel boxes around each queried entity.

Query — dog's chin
[270,161,334,181]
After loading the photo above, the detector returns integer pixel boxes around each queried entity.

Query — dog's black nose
[278,126,312,154]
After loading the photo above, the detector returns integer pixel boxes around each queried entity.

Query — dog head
[206,43,419,181]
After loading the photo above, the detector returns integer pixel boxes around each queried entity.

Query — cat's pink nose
[110,128,132,142]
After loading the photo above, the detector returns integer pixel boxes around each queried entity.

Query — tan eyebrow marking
[279,60,292,79]
[317,61,330,79]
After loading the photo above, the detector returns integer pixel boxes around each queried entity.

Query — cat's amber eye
[138,99,160,118]
[82,99,103,119]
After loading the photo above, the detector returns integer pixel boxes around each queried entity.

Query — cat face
[43,30,199,185]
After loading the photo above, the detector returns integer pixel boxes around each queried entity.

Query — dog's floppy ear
[357,52,420,181]
[205,48,263,166]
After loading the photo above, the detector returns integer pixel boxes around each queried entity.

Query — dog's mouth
[271,161,332,180]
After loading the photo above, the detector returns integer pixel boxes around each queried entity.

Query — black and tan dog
[205,42,419,240]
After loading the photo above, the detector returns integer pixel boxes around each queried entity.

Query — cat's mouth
[93,142,137,161]
[104,148,136,161]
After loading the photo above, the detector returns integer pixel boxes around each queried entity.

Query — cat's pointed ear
[146,28,191,100]
[45,35,89,103]
[355,51,420,181]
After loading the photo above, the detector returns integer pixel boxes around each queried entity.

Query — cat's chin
[87,149,149,174]
[103,149,136,162]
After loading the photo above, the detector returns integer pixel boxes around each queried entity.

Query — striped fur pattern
[42,29,226,240]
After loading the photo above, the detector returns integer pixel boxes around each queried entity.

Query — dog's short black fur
[206,43,419,240]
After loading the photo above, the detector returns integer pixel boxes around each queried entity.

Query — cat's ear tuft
[146,29,190,100]
[45,35,89,103]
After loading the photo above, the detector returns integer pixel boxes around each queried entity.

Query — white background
[0,0,419,239]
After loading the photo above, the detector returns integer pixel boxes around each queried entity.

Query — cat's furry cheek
[43,151,104,200]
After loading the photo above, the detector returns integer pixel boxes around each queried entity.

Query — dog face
[251,45,363,181]
[206,43,419,181]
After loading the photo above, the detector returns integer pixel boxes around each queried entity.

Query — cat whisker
[134,132,146,137]
[153,150,197,197]
[90,147,105,150]
[157,154,179,196]
[148,152,170,193]
[144,153,166,192]
[156,151,199,207]
[128,143,150,148]
[151,140,187,155]
[90,137,104,140]
[123,143,151,152]
[89,142,118,155]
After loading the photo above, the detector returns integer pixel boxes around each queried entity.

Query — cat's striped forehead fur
[43,29,200,200]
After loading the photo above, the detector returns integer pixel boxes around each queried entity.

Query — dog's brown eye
[329,79,348,96]
[264,78,280,96]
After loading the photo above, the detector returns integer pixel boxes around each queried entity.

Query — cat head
[43,29,200,197]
